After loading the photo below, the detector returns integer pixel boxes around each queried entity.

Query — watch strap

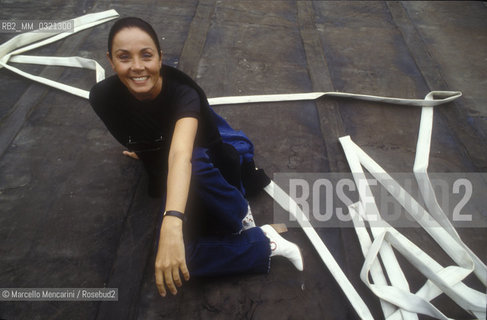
[163,210,186,222]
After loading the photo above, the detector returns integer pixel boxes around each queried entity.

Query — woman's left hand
[122,150,139,159]
[154,216,190,297]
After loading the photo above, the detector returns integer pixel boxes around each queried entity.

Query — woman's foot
[261,224,303,271]
[123,150,139,160]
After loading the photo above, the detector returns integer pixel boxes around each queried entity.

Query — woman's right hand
[154,216,190,297]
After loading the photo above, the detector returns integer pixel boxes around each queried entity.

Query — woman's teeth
[132,76,148,82]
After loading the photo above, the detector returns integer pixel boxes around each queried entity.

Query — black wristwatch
[163,210,186,222]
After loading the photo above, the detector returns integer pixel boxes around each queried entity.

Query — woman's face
[108,27,162,101]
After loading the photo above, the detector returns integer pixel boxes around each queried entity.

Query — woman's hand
[122,150,139,159]
[155,216,190,297]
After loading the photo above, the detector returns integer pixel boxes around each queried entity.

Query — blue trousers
[156,111,271,277]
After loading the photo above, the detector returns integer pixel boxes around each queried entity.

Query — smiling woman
[107,27,163,101]
[88,17,303,298]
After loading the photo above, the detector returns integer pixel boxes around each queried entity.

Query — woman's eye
[142,53,153,59]
[118,55,129,60]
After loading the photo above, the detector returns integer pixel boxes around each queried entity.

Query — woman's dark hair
[107,17,161,58]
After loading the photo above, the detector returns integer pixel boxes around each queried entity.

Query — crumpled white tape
[340,135,418,320]
[1,10,484,319]
[209,89,485,318]
[342,141,486,319]
[350,202,485,320]
[0,9,119,99]
[338,91,486,319]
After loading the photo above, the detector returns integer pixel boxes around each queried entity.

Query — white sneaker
[261,224,303,271]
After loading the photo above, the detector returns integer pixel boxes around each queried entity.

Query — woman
[89,17,303,297]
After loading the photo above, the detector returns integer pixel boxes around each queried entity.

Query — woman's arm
[165,116,198,214]
[155,116,198,297]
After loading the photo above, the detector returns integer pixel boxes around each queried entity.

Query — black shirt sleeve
[172,84,201,121]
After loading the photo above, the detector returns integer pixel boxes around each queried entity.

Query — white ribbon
[207,91,461,107]
[338,91,486,319]
[0,9,119,99]
[214,90,485,319]
[263,180,375,320]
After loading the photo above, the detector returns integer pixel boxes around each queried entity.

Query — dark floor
[0,1,486,320]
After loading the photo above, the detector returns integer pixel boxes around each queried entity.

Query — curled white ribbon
[0,9,119,99]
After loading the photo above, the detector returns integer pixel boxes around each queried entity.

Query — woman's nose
[131,57,144,71]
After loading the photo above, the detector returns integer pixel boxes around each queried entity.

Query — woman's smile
[130,75,150,84]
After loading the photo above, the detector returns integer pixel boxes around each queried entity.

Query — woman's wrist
[160,216,183,242]
[161,211,184,230]
[162,215,183,228]
[163,210,186,222]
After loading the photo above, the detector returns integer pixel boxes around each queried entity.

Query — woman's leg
[184,224,304,276]
[179,146,271,276]
[154,146,300,277]
[185,227,271,277]
[210,108,270,196]
[189,147,248,235]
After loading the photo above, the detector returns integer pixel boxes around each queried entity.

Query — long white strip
[414,93,486,285]
[0,9,119,98]
[208,91,461,108]
[9,55,105,81]
[1,10,119,59]
[340,135,417,320]
[264,181,375,320]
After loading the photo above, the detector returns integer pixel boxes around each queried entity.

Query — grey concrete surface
[0,1,486,319]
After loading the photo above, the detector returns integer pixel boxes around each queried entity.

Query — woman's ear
[106,51,116,71]
[159,50,163,67]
